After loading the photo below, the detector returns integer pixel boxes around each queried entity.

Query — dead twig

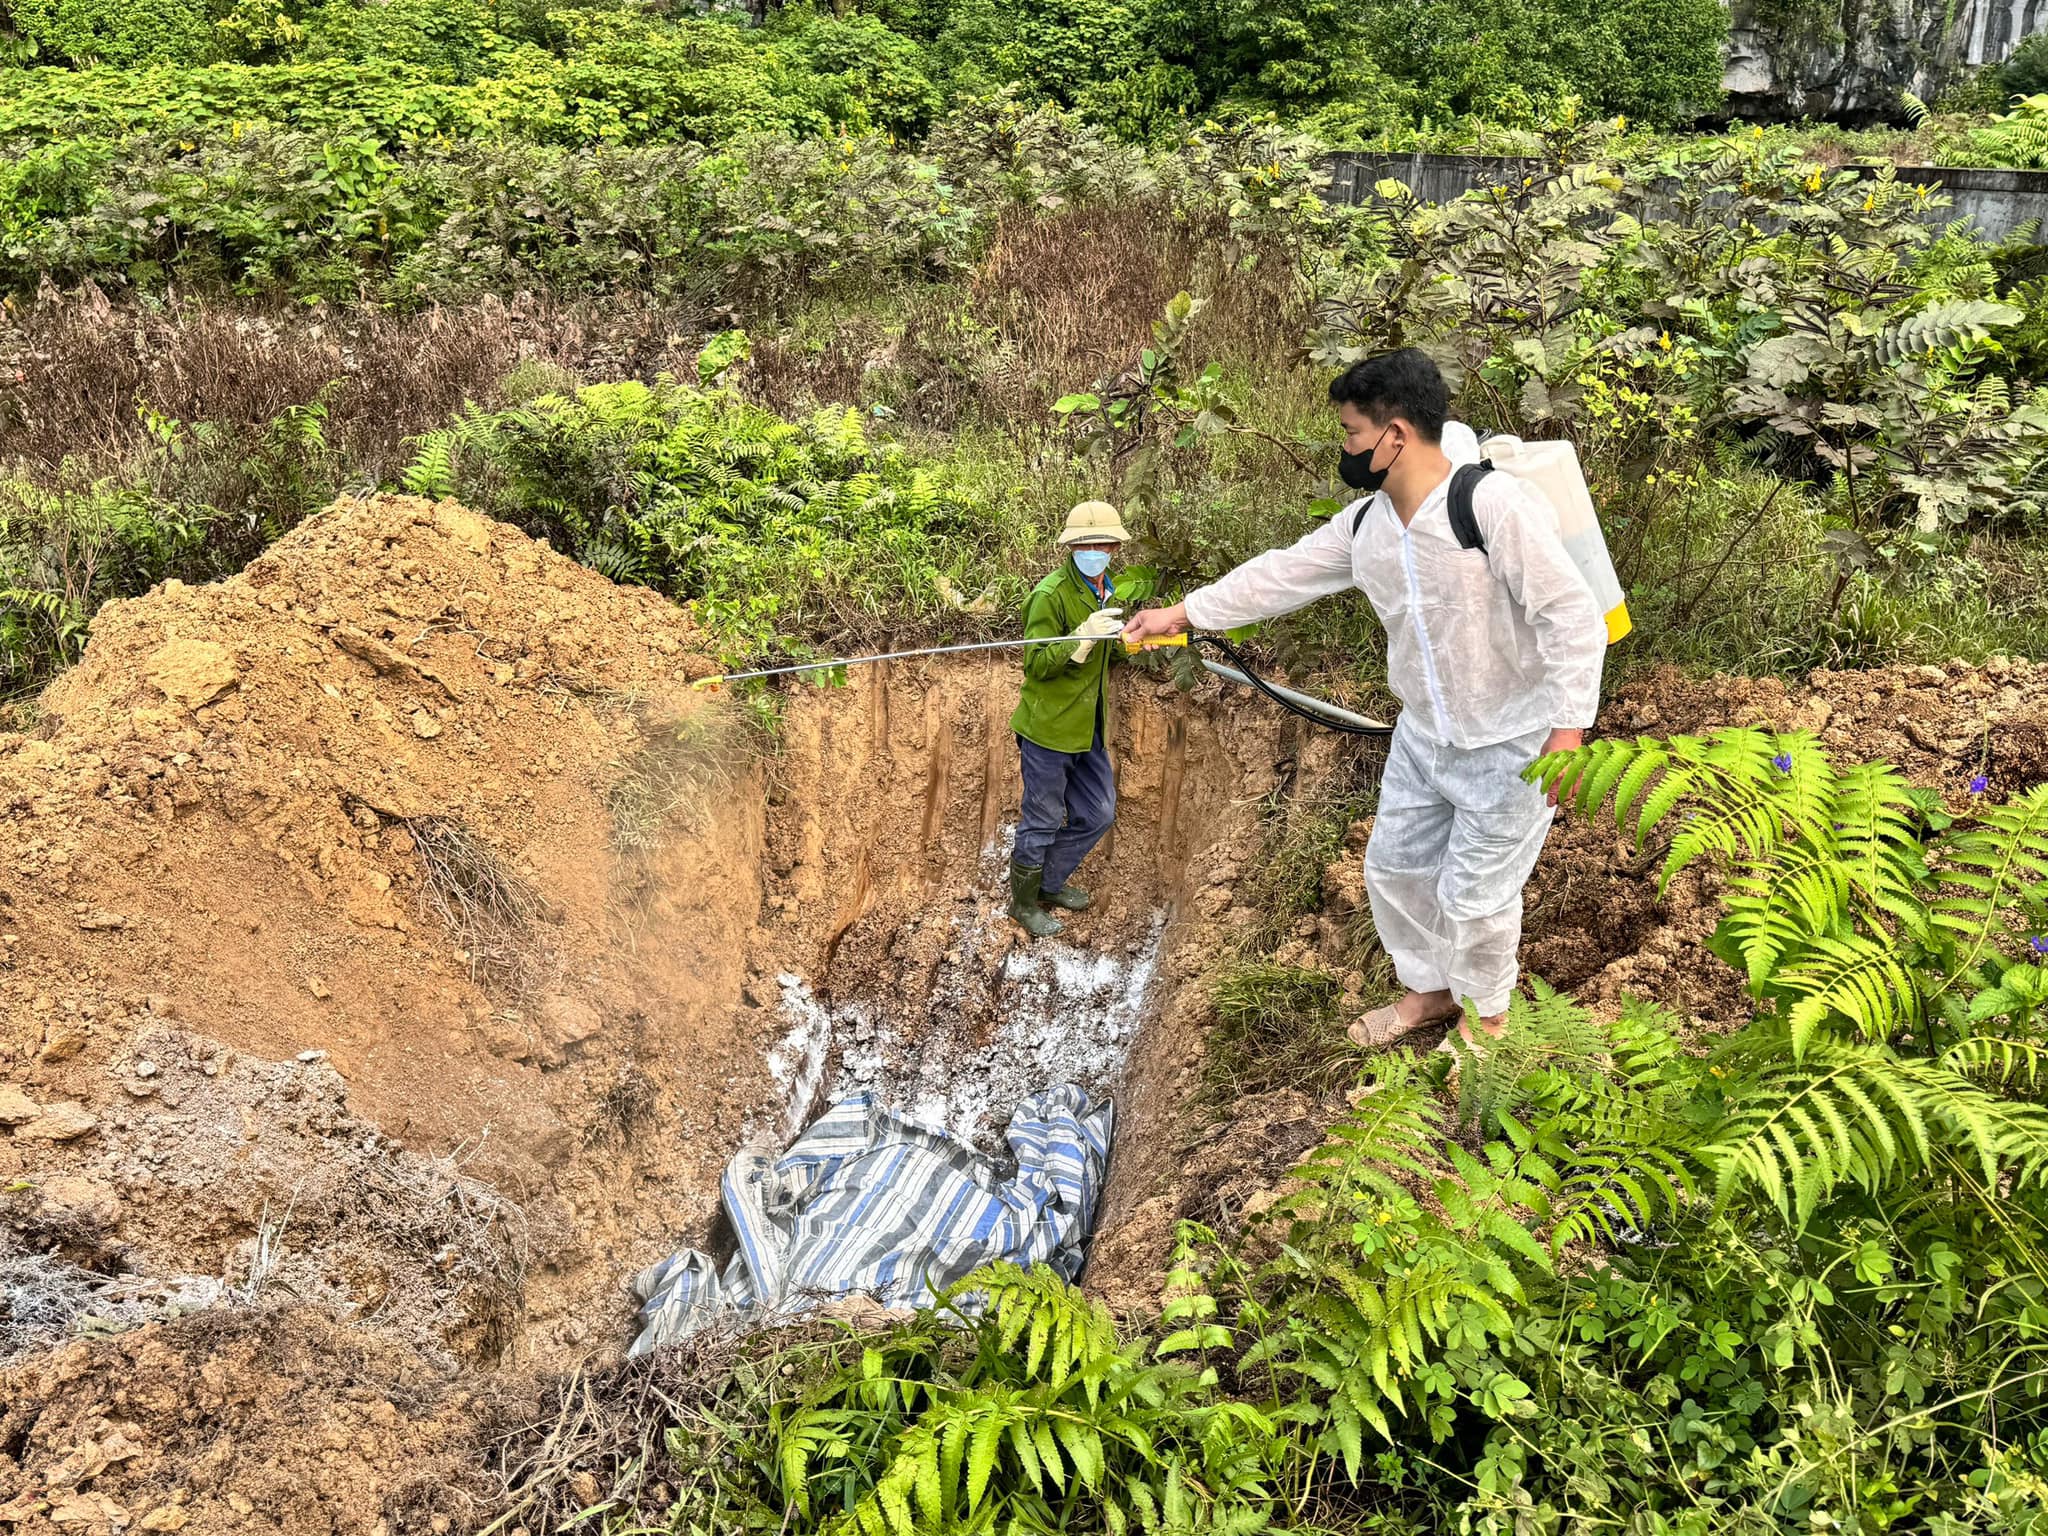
[328,623,464,701]
[407,817,548,991]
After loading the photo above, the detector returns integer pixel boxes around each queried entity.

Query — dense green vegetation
[9,98,2048,697]
[0,0,1729,142]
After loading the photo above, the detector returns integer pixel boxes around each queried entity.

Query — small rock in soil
[39,1027,89,1064]
[0,1083,43,1124]
[20,1101,100,1141]
[38,1174,120,1227]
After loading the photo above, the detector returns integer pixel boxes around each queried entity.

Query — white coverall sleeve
[1474,477,1605,729]
[1181,510,1358,631]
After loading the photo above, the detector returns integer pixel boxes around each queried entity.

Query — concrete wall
[1324,152,2048,244]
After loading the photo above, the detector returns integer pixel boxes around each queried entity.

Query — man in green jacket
[1006,501,1133,938]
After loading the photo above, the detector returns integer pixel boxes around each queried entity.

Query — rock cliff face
[1724,0,2043,121]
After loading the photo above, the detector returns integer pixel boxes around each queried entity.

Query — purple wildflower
[1772,753,1794,774]
[2033,935,2048,957]
[1970,775,1990,794]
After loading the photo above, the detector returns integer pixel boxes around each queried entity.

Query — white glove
[1069,607,1124,664]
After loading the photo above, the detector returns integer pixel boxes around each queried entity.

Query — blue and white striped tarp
[627,1085,1113,1355]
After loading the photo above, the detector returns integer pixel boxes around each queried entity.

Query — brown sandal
[1347,1003,1455,1050]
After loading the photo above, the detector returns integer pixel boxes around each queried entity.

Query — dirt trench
[0,494,1329,1533]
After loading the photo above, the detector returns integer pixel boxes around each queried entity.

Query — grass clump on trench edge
[1205,962,1363,1103]
[603,697,765,857]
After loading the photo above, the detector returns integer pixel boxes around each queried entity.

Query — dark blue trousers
[1015,732,1116,892]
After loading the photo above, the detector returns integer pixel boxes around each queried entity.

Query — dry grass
[348,1140,530,1365]
[604,700,758,856]
[0,290,706,481]
[584,1065,660,1150]
[481,1332,760,1535]
[0,1246,102,1365]
[406,816,551,993]
[970,201,1183,403]
[743,198,1316,446]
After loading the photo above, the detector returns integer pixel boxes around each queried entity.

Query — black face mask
[1338,426,1401,493]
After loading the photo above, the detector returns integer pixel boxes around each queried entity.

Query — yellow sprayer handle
[1122,633,1190,652]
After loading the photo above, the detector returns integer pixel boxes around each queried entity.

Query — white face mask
[1072,549,1113,579]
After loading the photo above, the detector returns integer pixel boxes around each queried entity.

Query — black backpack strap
[1447,463,1492,552]
[1348,497,1372,537]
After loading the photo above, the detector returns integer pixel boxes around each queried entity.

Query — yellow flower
[1657,331,1672,350]
[1805,169,1823,194]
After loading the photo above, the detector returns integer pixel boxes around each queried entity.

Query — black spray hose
[1188,634,1395,738]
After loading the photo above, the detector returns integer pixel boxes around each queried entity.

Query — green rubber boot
[1041,880,1092,911]
[1008,862,1063,938]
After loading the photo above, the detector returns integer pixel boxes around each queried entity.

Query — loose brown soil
[3,492,2044,1532]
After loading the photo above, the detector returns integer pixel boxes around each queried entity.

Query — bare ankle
[1397,989,1456,1024]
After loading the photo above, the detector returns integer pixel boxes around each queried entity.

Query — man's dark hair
[1328,349,1449,441]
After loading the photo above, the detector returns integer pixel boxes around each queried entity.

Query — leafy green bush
[1,126,980,303]
[1,397,339,697]
[6,129,435,297]
[296,0,513,82]
[766,6,944,135]
[1353,0,1726,127]
[5,0,216,67]
[406,361,1030,662]
[0,12,886,147]
[2002,31,2048,102]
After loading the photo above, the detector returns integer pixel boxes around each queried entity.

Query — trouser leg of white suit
[1364,720,1556,1018]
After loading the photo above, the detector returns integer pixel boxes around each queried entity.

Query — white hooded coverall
[1182,425,1607,1017]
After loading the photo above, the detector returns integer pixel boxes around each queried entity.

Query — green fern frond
[1533,730,1830,891]
[1706,1042,2048,1224]
[1772,931,1923,1057]
[1942,1035,2048,1093]
[1930,786,2048,987]
[1830,761,1931,924]
[401,430,458,498]
[1720,842,1852,990]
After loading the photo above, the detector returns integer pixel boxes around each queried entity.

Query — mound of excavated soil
[0,1308,504,1534]
[0,495,757,1352]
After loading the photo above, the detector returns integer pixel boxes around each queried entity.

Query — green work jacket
[1009,558,1139,754]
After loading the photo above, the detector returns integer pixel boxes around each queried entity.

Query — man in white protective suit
[1119,349,1607,1056]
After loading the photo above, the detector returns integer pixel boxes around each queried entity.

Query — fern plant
[751,1262,1280,1535]
[399,366,1018,667]
[1532,728,2048,1224]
